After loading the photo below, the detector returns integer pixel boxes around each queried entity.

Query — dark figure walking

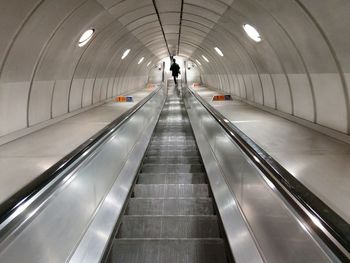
[170,58,180,85]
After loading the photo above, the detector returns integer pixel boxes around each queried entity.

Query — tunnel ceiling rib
[98,1,167,59]
[180,2,230,56]
[177,0,184,55]
[98,0,233,60]
[152,0,172,57]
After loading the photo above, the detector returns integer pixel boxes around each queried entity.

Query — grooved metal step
[141,164,204,173]
[110,239,227,263]
[133,184,209,198]
[137,173,206,184]
[150,140,196,146]
[125,198,214,215]
[143,156,201,164]
[146,150,200,157]
[154,128,192,133]
[151,136,194,142]
[151,132,193,137]
[148,145,198,151]
[117,215,220,238]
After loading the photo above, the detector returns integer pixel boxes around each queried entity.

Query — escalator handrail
[0,85,163,227]
[187,86,350,261]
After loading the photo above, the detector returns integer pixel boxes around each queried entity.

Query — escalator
[0,81,343,262]
[107,83,230,263]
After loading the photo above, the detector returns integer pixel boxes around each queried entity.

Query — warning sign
[212,94,232,101]
[114,96,134,102]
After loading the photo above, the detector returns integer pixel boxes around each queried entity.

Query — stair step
[110,239,227,263]
[151,140,195,146]
[157,122,190,126]
[146,150,200,157]
[154,131,191,134]
[154,131,190,137]
[141,164,204,173]
[125,198,214,215]
[150,140,196,146]
[159,109,187,114]
[151,136,194,142]
[133,184,209,198]
[118,215,220,238]
[148,145,198,151]
[143,156,201,164]
[156,123,190,127]
[138,173,206,184]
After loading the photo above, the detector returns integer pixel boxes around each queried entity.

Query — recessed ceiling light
[195,59,201,65]
[202,55,209,63]
[121,49,131,60]
[243,24,261,42]
[138,57,144,65]
[214,47,224,56]
[78,29,95,47]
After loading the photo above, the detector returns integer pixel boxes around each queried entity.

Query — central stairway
[108,84,228,263]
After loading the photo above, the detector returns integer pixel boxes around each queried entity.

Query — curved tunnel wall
[1,0,350,139]
[189,0,350,136]
[0,0,158,138]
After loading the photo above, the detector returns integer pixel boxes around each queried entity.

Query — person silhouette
[170,58,180,85]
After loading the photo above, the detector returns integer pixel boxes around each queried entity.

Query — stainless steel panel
[184,93,264,263]
[185,89,337,263]
[0,86,166,263]
[68,94,164,263]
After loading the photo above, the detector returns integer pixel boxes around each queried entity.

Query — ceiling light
[243,24,261,42]
[147,61,151,67]
[78,29,95,47]
[202,55,209,63]
[214,47,224,56]
[138,57,144,65]
[196,59,201,65]
[121,49,131,60]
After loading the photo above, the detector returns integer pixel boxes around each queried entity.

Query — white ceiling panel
[160,13,180,25]
[156,0,182,12]
[163,25,180,34]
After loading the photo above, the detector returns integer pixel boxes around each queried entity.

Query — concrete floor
[0,88,155,207]
[193,86,350,224]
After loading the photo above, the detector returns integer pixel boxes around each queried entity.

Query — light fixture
[196,59,202,65]
[147,61,151,67]
[243,24,261,42]
[78,29,95,47]
[138,57,144,65]
[202,55,209,63]
[214,47,224,56]
[121,49,131,60]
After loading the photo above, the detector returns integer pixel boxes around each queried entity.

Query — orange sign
[114,96,133,102]
[212,94,232,101]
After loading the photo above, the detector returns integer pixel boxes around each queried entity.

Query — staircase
[108,84,228,263]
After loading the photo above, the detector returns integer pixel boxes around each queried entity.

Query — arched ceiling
[96,0,233,59]
[1,0,350,139]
